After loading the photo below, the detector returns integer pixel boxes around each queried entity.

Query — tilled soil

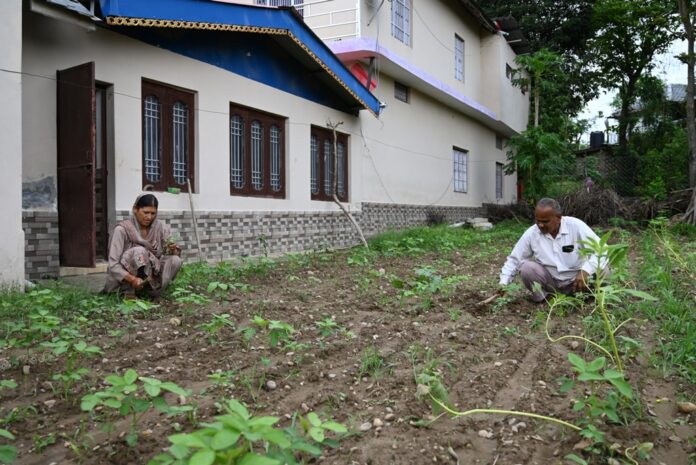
[2,247,695,465]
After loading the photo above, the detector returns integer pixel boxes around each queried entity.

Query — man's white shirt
[499,216,604,286]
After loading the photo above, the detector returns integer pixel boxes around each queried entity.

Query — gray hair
[536,198,562,214]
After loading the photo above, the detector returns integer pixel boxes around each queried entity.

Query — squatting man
[498,198,607,302]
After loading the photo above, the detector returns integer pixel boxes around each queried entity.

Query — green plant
[267,320,294,347]
[0,428,17,464]
[315,317,339,337]
[208,370,238,388]
[196,313,236,345]
[32,432,56,453]
[41,334,102,400]
[358,346,385,379]
[148,399,347,465]
[81,369,192,446]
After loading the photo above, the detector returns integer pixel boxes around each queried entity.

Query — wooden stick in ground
[186,178,203,262]
[476,293,499,307]
[327,120,369,249]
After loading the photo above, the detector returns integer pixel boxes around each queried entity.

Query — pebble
[155,366,166,373]
[570,341,580,349]
[44,399,57,409]
[668,435,682,442]
[154,343,164,349]
[385,413,396,421]
[301,403,310,413]
[265,380,277,390]
[141,429,153,438]
[359,422,372,432]
[328,373,337,379]
[677,401,696,414]
[169,317,181,326]
[373,418,384,427]
[22,365,30,375]
[494,362,503,367]
[511,422,526,434]
[478,430,494,439]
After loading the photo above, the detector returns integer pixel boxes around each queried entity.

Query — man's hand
[572,270,590,293]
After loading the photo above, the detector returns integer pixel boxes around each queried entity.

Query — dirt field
[1,226,695,465]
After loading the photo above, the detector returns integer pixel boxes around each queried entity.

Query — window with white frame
[391,0,411,45]
[453,148,468,193]
[230,103,286,198]
[455,34,464,81]
[496,162,504,199]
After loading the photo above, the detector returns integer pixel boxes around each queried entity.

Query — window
[310,126,349,202]
[255,0,304,16]
[455,34,464,81]
[391,0,411,45]
[142,80,195,192]
[495,135,504,150]
[506,63,514,80]
[230,104,286,198]
[453,148,468,193]
[496,162,504,199]
[394,81,410,103]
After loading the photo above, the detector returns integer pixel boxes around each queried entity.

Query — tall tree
[677,0,696,223]
[481,0,600,118]
[589,0,678,155]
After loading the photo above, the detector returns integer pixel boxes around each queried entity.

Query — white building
[2,0,528,284]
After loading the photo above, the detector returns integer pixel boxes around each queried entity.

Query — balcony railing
[255,0,359,40]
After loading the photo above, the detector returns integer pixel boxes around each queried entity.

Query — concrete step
[59,260,108,277]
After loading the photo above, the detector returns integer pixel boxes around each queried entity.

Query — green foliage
[148,399,346,465]
[250,317,294,348]
[314,317,339,337]
[81,369,192,447]
[196,313,236,345]
[41,331,102,400]
[505,126,573,205]
[358,346,385,379]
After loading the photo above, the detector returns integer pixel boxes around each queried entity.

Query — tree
[676,0,696,224]
[480,0,601,118]
[589,0,678,156]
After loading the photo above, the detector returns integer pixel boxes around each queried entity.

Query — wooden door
[57,62,96,267]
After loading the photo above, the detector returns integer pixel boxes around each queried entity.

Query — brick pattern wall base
[23,203,487,279]
[23,211,60,280]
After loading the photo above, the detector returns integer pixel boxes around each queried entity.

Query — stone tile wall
[23,202,487,279]
[23,211,60,280]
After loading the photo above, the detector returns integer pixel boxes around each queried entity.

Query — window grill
[251,120,264,191]
[270,125,282,192]
[323,139,333,196]
[394,81,409,103]
[337,141,345,197]
[455,35,464,81]
[172,101,188,185]
[230,115,245,189]
[143,95,161,183]
[391,0,411,45]
[310,134,319,194]
[255,0,304,16]
[496,162,503,199]
[453,148,468,193]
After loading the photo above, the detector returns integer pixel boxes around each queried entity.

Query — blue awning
[98,0,381,116]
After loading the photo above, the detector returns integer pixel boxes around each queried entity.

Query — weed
[358,346,385,379]
[196,313,236,345]
[207,370,237,388]
[0,428,17,464]
[315,317,340,337]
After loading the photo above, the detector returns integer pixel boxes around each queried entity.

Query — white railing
[256,0,359,40]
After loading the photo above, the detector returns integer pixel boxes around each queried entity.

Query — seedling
[0,429,17,464]
[196,313,235,345]
[148,399,347,465]
[81,369,191,446]
[315,317,339,337]
[358,346,385,379]
[41,335,102,400]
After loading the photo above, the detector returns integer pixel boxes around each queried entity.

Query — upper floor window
[453,147,468,193]
[311,126,349,202]
[230,104,286,198]
[394,81,410,103]
[496,162,504,199]
[496,135,504,150]
[391,0,411,46]
[255,0,304,16]
[142,80,195,192]
[455,34,464,81]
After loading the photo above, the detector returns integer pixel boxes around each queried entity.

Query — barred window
[395,81,410,103]
[255,0,304,16]
[496,162,504,199]
[453,148,468,193]
[391,0,411,45]
[455,34,464,81]
[141,80,195,192]
[230,104,286,198]
[311,125,349,202]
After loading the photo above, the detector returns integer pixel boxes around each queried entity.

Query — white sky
[578,39,687,138]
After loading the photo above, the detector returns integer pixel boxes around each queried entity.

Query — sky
[578,39,688,140]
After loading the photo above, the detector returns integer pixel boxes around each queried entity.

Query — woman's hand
[167,243,181,256]
[124,274,145,290]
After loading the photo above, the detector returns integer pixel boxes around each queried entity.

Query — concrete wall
[22,10,365,221]
[0,0,25,289]
[359,72,517,206]
[480,33,529,134]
